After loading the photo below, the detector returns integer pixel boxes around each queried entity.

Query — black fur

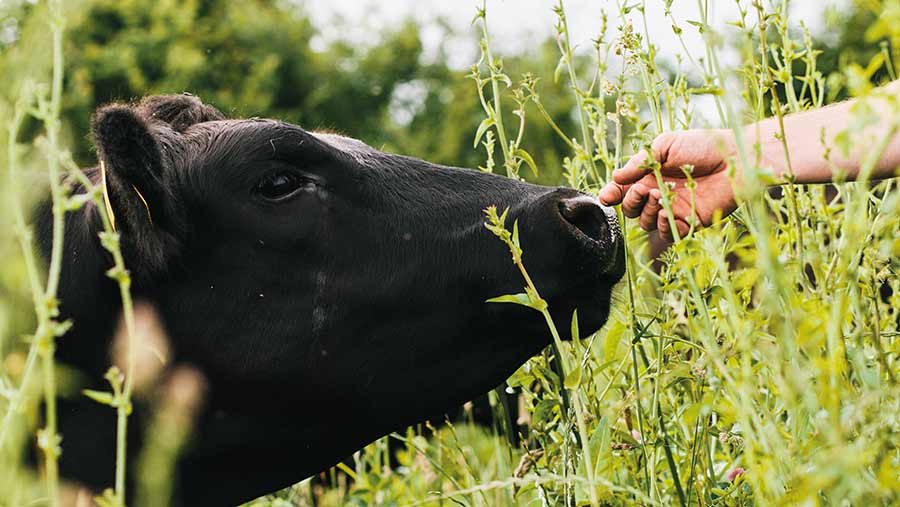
[38,94,625,506]
[91,104,182,277]
[137,94,225,132]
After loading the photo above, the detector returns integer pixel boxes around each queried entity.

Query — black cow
[37,95,624,506]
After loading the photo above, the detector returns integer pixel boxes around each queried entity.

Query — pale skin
[599,81,900,240]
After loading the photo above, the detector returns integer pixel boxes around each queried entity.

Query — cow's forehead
[173,119,389,177]
[311,131,379,163]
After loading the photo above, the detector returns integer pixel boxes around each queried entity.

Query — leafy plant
[313,1,900,506]
[3,1,900,506]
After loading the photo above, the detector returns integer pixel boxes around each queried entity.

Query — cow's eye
[256,172,304,202]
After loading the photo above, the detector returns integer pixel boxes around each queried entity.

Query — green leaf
[524,285,548,311]
[564,365,582,389]
[512,219,521,253]
[94,488,124,507]
[513,148,539,176]
[733,268,760,292]
[335,461,357,480]
[537,364,561,386]
[515,481,536,498]
[52,319,73,337]
[83,389,115,406]
[553,56,566,83]
[686,86,723,96]
[486,293,532,306]
[499,206,509,226]
[590,416,612,474]
[865,51,885,78]
[506,364,533,388]
[473,117,495,149]
[682,401,703,429]
[533,399,560,427]
[570,310,580,342]
[711,487,729,497]
[603,320,627,361]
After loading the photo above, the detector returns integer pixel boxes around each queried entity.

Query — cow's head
[80,94,624,501]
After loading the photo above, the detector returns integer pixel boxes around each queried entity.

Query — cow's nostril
[558,195,610,244]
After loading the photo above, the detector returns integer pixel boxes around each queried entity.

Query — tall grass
[301,1,900,506]
[2,1,900,506]
[2,2,70,506]
[1,2,169,506]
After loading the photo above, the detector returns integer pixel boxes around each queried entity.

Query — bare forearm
[747,80,900,184]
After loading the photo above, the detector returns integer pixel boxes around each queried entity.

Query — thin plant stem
[554,0,600,184]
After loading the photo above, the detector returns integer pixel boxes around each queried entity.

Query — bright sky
[298,0,849,69]
[295,0,850,126]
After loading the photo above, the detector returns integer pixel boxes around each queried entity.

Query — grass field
[3,1,900,506]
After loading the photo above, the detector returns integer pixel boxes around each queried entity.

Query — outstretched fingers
[621,183,650,218]
[639,189,663,231]
[657,210,691,241]
[657,192,699,240]
[601,133,678,207]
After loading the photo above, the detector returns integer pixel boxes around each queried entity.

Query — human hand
[599,129,740,240]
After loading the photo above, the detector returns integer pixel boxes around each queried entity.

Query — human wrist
[737,122,790,185]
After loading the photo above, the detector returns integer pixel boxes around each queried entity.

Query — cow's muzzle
[557,193,625,278]
[558,195,620,246]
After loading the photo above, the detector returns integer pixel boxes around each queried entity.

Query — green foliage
[3,0,900,506]
[61,0,415,163]
[2,0,587,182]
[296,1,900,506]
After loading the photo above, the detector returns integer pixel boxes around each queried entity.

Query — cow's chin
[400,280,619,422]
[547,283,618,340]
[532,231,626,339]
[580,227,626,281]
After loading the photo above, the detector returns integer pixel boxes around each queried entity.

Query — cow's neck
[177,407,394,506]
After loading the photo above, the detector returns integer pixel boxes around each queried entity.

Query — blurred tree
[813,0,896,99]
[752,0,897,107]
[0,0,583,185]
[2,0,897,184]
[60,0,422,163]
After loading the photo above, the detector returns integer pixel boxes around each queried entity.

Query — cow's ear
[138,94,225,132]
[92,105,180,278]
